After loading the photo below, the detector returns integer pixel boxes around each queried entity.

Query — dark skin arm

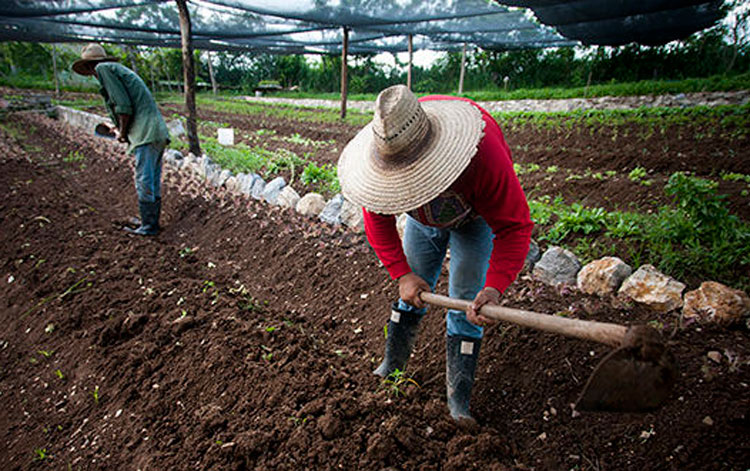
[116,114,132,143]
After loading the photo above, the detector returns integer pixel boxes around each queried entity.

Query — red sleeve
[454,112,533,293]
[362,209,411,280]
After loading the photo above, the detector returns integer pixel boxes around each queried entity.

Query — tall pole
[207,51,217,95]
[407,34,413,90]
[458,42,467,95]
[175,0,201,156]
[51,44,60,97]
[340,27,349,120]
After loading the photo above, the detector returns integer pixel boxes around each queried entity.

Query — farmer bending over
[338,85,533,423]
[73,44,169,236]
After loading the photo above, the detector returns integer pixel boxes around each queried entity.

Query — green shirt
[95,62,169,154]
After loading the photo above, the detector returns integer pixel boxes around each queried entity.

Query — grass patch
[465,72,750,101]
[493,104,750,141]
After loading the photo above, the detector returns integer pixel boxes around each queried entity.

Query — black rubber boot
[128,200,159,227]
[154,197,161,229]
[373,303,422,377]
[446,335,482,421]
[124,201,159,236]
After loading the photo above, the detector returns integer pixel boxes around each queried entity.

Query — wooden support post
[176,0,201,156]
[340,27,349,120]
[51,44,60,97]
[407,34,413,90]
[458,42,466,95]
[207,51,217,95]
[126,45,138,74]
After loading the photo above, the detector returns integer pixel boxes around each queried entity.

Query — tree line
[1,23,748,95]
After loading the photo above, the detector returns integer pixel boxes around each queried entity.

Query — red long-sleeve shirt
[362,95,533,294]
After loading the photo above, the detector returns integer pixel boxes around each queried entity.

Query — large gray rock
[683,281,750,325]
[340,199,364,232]
[250,176,267,200]
[577,257,632,296]
[523,240,542,272]
[618,265,685,313]
[262,176,287,205]
[199,155,215,179]
[296,193,326,216]
[277,186,301,208]
[167,118,186,138]
[532,246,581,286]
[238,173,260,195]
[320,194,344,225]
[225,176,240,192]
[210,168,232,188]
[164,149,184,168]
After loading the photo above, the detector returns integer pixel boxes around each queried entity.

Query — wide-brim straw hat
[72,43,119,75]
[338,85,485,215]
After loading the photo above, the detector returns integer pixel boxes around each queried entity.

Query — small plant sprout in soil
[381,369,420,397]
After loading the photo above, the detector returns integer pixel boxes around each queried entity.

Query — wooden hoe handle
[420,292,628,347]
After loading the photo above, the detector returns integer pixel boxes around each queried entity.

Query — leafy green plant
[381,369,420,397]
[628,166,647,182]
[33,448,49,461]
[542,203,607,243]
[263,149,307,182]
[37,349,54,358]
[92,385,100,404]
[300,162,341,194]
[54,369,64,380]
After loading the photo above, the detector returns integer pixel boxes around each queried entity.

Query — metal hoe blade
[575,326,678,412]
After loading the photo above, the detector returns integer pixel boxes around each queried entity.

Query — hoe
[421,292,677,413]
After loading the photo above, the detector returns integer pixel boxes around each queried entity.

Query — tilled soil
[1,110,749,470]
[151,100,750,223]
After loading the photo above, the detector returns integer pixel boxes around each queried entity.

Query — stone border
[55,106,750,327]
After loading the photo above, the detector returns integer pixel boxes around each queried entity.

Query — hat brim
[72,56,118,75]
[337,99,485,215]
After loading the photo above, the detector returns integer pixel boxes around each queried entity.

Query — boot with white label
[446,335,481,422]
[373,303,421,377]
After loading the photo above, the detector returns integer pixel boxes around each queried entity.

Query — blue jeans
[134,141,165,203]
[397,215,494,339]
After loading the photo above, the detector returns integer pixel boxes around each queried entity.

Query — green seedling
[33,448,49,461]
[628,166,647,182]
[265,326,277,333]
[239,294,263,312]
[179,246,195,258]
[37,349,54,358]
[92,385,100,404]
[381,369,420,397]
[54,369,64,380]
[383,324,388,339]
[44,323,54,334]
[261,345,272,362]
[202,280,215,293]
[289,415,310,427]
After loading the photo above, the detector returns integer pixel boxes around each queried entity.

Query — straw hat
[337,85,485,215]
[72,44,119,75]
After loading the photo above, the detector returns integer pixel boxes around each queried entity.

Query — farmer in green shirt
[73,44,170,235]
